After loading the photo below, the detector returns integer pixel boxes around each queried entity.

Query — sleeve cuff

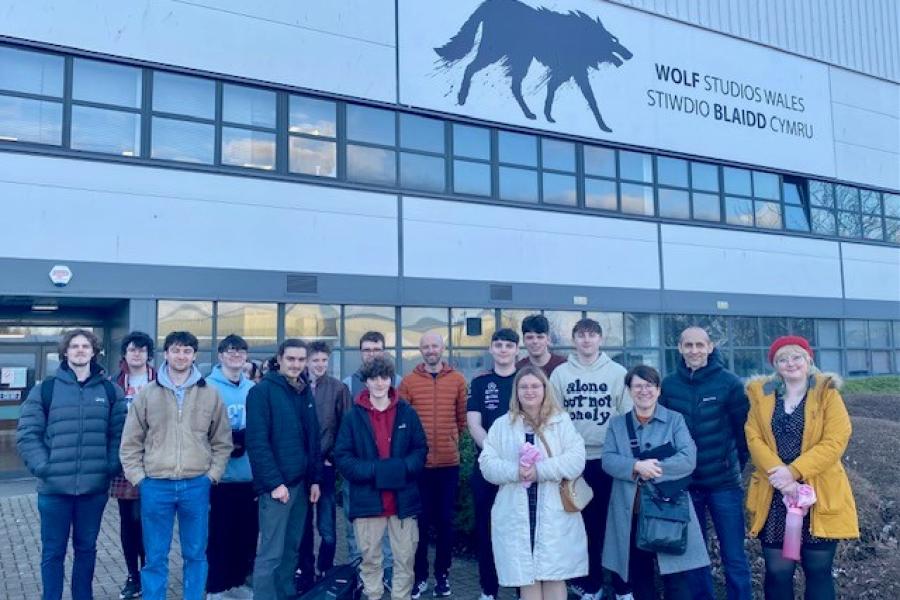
[788,464,803,480]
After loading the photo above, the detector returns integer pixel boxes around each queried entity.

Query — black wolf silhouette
[435,0,633,132]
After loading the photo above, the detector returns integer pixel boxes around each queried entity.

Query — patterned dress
[760,392,834,547]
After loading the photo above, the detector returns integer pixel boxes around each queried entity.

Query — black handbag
[626,414,690,555]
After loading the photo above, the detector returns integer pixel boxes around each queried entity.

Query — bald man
[398,332,467,598]
[659,326,751,600]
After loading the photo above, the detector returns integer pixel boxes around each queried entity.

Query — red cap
[767,335,814,365]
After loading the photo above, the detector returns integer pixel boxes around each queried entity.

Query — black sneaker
[411,580,428,599]
[119,575,142,599]
[433,576,451,597]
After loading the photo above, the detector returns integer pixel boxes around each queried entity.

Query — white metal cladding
[605,0,900,82]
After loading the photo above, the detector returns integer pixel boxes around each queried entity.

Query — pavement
[0,479,519,600]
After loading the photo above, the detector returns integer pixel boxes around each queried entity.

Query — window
[221,84,276,170]
[621,182,654,216]
[619,151,653,183]
[0,47,64,146]
[453,123,491,197]
[657,157,689,219]
[151,72,215,164]
[71,58,142,156]
[783,178,810,232]
[585,146,617,211]
[541,138,576,206]
[289,95,336,177]
[216,302,277,352]
[400,114,445,192]
[346,105,396,185]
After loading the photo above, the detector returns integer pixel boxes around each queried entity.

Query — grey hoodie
[549,353,632,460]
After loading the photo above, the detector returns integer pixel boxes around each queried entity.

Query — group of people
[14,312,859,600]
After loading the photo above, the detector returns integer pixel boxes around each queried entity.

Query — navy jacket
[246,371,322,495]
[16,362,126,495]
[334,399,427,520]
[659,348,750,490]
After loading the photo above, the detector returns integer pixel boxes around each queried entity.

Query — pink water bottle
[782,506,804,560]
[782,484,816,561]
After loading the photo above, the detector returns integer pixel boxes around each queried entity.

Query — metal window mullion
[537,138,544,204]
[62,56,73,149]
[214,81,223,167]
[0,88,63,103]
[275,90,288,174]
[336,101,347,181]
[575,142,585,208]
[490,129,499,200]
[140,68,151,159]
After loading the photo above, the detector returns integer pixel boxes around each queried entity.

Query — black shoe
[119,575,142,599]
[294,569,315,595]
[411,580,428,599]
[433,575,451,597]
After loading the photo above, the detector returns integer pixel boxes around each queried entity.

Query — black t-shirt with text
[467,370,515,435]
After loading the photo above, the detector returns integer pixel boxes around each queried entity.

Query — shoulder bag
[626,414,690,555]
[535,429,593,512]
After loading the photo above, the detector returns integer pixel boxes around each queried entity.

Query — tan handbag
[536,430,594,512]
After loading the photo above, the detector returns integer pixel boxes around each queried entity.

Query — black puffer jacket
[334,398,427,520]
[659,348,749,490]
[16,362,126,495]
[246,370,322,495]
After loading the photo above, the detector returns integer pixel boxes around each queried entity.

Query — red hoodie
[357,388,399,516]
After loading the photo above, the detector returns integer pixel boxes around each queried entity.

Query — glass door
[0,345,41,477]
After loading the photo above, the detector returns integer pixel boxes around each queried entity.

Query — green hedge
[842,376,900,395]
[453,431,477,552]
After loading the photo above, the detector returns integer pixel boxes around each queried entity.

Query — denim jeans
[343,481,393,569]
[37,492,107,600]
[140,476,211,600]
[684,486,753,600]
[299,465,337,576]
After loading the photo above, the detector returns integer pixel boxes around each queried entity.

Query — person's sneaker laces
[119,575,142,599]
[433,576,451,597]
[411,580,428,599]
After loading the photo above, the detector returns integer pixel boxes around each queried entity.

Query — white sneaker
[206,594,225,600]
[581,592,604,600]
[478,594,495,600]
[616,594,635,600]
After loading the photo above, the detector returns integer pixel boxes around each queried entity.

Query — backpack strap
[40,376,56,417]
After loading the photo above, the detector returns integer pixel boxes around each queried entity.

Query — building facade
[0,0,898,476]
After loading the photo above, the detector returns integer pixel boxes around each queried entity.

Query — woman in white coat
[478,365,588,600]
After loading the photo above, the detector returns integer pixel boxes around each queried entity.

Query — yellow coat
[744,373,859,540]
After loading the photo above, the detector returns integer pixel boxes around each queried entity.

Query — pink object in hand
[782,484,817,561]
[519,442,543,488]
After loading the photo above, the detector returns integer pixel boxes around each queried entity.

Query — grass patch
[842,376,900,395]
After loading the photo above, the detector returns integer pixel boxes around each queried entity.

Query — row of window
[1,44,897,244]
[156,301,900,380]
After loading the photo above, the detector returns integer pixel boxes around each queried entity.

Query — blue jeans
[684,486,753,600]
[343,481,392,569]
[37,492,107,600]
[299,465,337,575]
[140,476,211,600]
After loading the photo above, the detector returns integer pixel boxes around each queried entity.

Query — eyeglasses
[775,354,807,366]
[517,384,544,392]
[630,384,658,392]
[223,348,248,356]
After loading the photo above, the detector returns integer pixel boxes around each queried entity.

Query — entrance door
[0,344,41,477]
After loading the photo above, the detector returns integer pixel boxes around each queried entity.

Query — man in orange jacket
[398,331,467,599]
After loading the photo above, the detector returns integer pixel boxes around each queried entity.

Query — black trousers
[579,459,614,594]
[762,542,837,600]
[117,498,144,578]
[414,465,460,582]
[207,482,259,593]
[470,465,500,596]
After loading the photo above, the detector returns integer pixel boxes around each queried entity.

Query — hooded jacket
[659,348,750,490]
[398,362,467,467]
[549,353,631,460]
[17,362,126,495]
[206,365,255,483]
[745,373,858,540]
[334,389,427,520]
[113,361,157,401]
[119,363,233,486]
[246,370,322,495]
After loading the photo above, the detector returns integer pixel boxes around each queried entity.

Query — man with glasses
[340,331,394,587]
[110,331,157,600]
[120,331,233,600]
[549,318,631,600]
[659,327,752,600]
[205,334,258,599]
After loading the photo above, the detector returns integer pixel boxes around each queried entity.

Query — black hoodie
[659,348,750,490]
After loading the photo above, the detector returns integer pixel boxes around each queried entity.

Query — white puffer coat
[478,412,588,587]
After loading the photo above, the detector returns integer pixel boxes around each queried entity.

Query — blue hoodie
[207,364,255,482]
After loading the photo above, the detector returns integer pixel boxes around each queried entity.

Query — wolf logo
[435,0,633,132]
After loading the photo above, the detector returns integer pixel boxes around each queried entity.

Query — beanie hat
[768,335,814,365]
